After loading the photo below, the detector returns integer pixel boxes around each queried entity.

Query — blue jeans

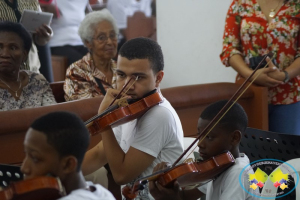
[269,101,300,135]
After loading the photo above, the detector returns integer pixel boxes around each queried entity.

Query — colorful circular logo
[239,159,299,199]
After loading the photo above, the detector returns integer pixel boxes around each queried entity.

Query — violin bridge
[118,99,129,107]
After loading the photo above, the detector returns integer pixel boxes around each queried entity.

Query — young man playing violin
[21,111,115,200]
[149,100,260,200]
[82,37,184,199]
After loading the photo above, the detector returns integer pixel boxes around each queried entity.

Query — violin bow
[85,76,138,125]
[173,52,275,167]
[108,76,138,107]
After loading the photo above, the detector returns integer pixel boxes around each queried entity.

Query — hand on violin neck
[98,88,132,113]
[149,180,183,200]
[152,162,172,173]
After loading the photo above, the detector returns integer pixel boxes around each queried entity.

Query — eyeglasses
[93,33,118,43]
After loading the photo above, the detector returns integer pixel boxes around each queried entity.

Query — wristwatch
[283,70,289,83]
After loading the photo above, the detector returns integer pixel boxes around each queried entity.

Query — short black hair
[119,37,164,73]
[200,100,248,133]
[0,21,32,52]
[30,112,90,171]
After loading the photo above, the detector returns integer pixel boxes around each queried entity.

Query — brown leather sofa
[0,82,268,165]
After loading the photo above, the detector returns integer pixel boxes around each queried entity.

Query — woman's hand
[265,57,286,82]
[252,67,283,87]
[33,24,53,46]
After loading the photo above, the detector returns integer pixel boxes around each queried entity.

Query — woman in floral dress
[64,9,118,101]
[0,22,56,111]
[220,0,300,135]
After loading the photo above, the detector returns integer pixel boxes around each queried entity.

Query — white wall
[157,0,237,88]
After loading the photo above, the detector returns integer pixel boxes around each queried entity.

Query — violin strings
[85,77,135,125]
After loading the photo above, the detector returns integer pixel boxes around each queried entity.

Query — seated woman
[0,22,56,111]
[64,9,118,101]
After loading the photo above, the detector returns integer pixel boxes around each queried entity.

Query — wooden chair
[51,56,68,82]
[124,11,156,40]
[50,81,65,103]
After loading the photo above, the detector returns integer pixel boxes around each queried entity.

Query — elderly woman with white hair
[64,9,118,101]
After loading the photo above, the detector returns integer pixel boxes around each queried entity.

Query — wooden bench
[0,82,268,165]
[51,56,68,82]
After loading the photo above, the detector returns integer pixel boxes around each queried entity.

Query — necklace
[0,72,22,97]
[269,0,282,18]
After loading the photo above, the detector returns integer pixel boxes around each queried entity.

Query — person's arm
[40,3,60,18]
[94,89,156,184]
[263,57,300,83]
[82,141,108,175]
[268,30,300,82]
[229,54,283,87]
[83,88,155,184]
[33,24,53,46]
[32,5,53,46]
[101,127,156,184]
[220,0,282,87]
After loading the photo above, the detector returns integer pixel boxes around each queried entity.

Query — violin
[85,89,163,136]
[121,53,275,199]
[0,176,65,200]
[122,151,235,199]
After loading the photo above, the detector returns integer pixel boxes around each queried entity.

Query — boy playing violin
[82,37,184,199]
[149,100,260,200]
[21,111,115,200]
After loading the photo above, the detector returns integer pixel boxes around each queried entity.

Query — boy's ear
[231,130,242,146]
[155,70,164,87]
[60,156,78,174]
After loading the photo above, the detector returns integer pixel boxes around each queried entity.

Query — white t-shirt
[58,182,115,200]
[113,97,184,200]
[107,0,130,30]
[48,0,89,47]
[198,154,260,200]
[127,0,152,17]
